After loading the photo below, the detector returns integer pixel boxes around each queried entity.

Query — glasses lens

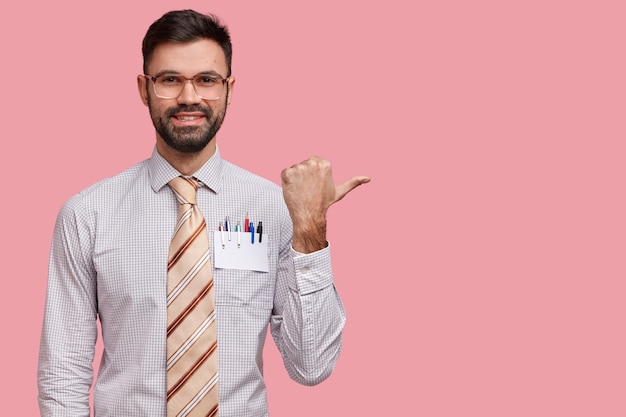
[152,75,225,100]
[193,75,225,100]
[153,75,182,99]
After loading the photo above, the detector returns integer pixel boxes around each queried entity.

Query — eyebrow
[153,70,225,78]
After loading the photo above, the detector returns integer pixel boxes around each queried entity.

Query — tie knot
[168,176,200,205]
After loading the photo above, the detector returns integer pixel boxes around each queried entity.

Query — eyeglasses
[144,73,230,100]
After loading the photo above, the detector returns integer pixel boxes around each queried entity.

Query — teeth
[177,116,199,121]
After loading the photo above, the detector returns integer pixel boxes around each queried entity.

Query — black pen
[257,221,263,243]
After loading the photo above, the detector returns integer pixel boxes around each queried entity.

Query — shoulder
[221,160,282,195]
[58,160,150,218]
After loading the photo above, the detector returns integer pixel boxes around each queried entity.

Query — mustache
[166,105,213,118]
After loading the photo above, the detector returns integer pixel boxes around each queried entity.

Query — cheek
[210,101,228,116]
[147,100,171,118]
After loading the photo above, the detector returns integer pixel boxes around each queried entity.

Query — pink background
[2,0,625,415]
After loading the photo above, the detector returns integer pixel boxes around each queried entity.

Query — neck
[156,139,217,176]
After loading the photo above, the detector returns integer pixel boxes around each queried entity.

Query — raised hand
[281,156,370,253]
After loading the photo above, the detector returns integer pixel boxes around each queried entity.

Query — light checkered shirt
[38,147,346,417]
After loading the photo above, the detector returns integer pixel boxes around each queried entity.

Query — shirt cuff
[290,244,333,295]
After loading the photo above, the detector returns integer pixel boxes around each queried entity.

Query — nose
[177,79,202,105]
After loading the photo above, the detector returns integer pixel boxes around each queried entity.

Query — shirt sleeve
[270,242,346,386]
[38,196,98,416]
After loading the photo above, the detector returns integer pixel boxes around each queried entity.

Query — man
[37,9,369,417]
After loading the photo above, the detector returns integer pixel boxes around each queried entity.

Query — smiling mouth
[175,115,203,121]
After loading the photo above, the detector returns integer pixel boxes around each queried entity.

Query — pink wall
[2,0,626,415]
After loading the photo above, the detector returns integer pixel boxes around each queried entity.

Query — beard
[148,96,227,154]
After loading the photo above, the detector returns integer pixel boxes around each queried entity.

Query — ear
[226,77,236,107]
[137,75,149,106]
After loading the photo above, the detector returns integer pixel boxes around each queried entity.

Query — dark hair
[142,9,233,76]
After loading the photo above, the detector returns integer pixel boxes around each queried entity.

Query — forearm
[272,246,346,385]
[38,280,98,416]
[291,215,327,254]
[38,322,96,416]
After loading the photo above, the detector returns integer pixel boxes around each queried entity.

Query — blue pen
[249,222,255,244]
[225,216,231,241]
[236,223,241,248]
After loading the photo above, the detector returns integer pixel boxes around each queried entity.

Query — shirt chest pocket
[213,268,274,309]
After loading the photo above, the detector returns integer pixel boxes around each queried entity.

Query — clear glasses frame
[143,73,230,101]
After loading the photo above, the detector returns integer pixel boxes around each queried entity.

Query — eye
[157,75,182,85]
[195,76,221,86]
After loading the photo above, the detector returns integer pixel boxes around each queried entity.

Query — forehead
[147,39,228,76]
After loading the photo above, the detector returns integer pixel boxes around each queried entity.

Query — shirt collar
[148,145,225,194]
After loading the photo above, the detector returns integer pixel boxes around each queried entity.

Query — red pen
[244,213,250,232]
[218,222,225,249]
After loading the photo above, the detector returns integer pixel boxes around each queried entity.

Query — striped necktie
[167,176,219,417]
